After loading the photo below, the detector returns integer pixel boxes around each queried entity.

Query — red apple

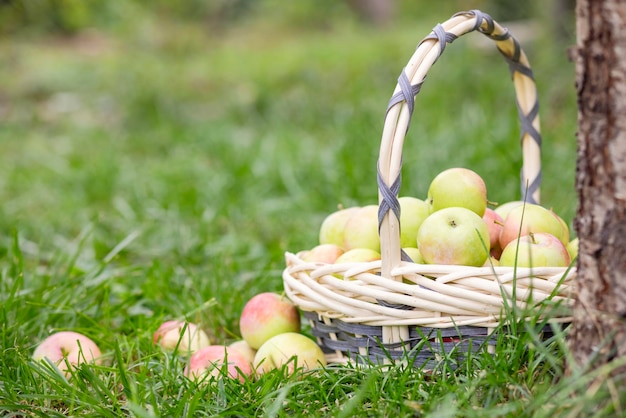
[499,203,568,250]
[33,331,102,375]
[302,243,344,263]
[185,345,253,383]
[483,207,504,259]
[239,292,301,350]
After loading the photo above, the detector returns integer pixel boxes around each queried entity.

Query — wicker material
[283,10,577,366]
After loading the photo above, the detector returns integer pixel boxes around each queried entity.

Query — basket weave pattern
[283,10,577,365]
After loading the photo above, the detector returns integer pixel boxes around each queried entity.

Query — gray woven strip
[522,169,541,204]
[377,162,401,230]
[386,76,423,116]
[517,100,541,146]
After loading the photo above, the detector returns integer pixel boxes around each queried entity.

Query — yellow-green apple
[566,237,579,261]
[253,332,327,375]
[402,247,424,263]
[398,196,430,248]
[417,207,490,266]
[493,200,524,220]
[239,292,301,350]
[483,207,505,259]
[499,232,571,267]
[185,345,253,383]
[499,203,568,249]
[427,168,487,216]
[551,210,571,244]
[302,243,344,263]
[228,339,257,366]
[343,205,380,251]
[33,331,102,375]
[318,206,360,247]
[334,248,381,264]
[153,320,211,353]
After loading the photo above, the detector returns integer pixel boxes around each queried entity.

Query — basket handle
[377,10,541,283]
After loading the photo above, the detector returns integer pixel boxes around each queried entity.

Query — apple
[302,243,344,263]
[153,320,211,353]
[416,207,490,266]
[402,247,424,264]
[228,339,257,365]
[253,332,327,375]
[493,200,524,220]
[483,207,505,259]
[398,196,430,248]
[343,205,380,252]
[552,210,571,244]
[185,345,253,383]
[334,248,381,264]
[427,168,487,216]
[499,232,571,268]
[239,292,301,350]
[499,203,568,249]
[318,206,360,247]
[33,331,102,375]
[567,237,579,261]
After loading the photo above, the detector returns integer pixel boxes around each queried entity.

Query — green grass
[1,4,623,417]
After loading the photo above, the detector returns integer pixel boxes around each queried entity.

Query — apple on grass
[398,196,430,248]
[416,207,490,267]
[253,332,327,375]
[153,320,211,354]
[302,243,344,263]
[185,345,253,383]
[33,331,102,375]
[228,339,257,365]
[319,206,360,247]
[499,232,571,268]
[427,168,488,216]
[342,205,380,252]
[499,203,568,250]
[239,292,301,350]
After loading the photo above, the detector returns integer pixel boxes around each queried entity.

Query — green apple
[302,244,344,263]
[239,293,301,350]
[551,210,571,244]
[493,200,524,220]
[253,332,327,375]
[499,203,568,249]
[483,207,505,259]
[427,168,487,216]
[402,247,424,264]
[398,196,430,248]
[342,205,380,252]
[566,237,579,261]
[318,206,360,247]
[416,207,490,266]
[499,232,571,267]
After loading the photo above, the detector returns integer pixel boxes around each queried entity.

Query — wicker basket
[282,10,577,367]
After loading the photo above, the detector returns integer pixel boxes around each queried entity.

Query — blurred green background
[0,0,577,328]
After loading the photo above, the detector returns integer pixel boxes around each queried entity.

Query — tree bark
[570,0,626,372]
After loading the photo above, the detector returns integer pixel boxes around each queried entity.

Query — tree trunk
[570,0,626,372]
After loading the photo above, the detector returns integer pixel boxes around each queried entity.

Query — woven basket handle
[377,10,541,282]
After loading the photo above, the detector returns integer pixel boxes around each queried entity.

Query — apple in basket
[302,243,344,264]
[342,205,381,252]
[398,196,430,248]
[253,332,327,375]
[32,331,103,375]
[483,207,505,259]
[239,292,301,350]
[566,237,579,261]
[493,200,524,220]
[318,206,360,247]
[499,203,569,249]
[417,206,490,266]
[185,345,253,383]
[153,320,211,353]
[499,232,571,268]
[427,167,487,216]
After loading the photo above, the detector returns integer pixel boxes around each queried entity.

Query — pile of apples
[31,292,326,382]
[305,167,578,269]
